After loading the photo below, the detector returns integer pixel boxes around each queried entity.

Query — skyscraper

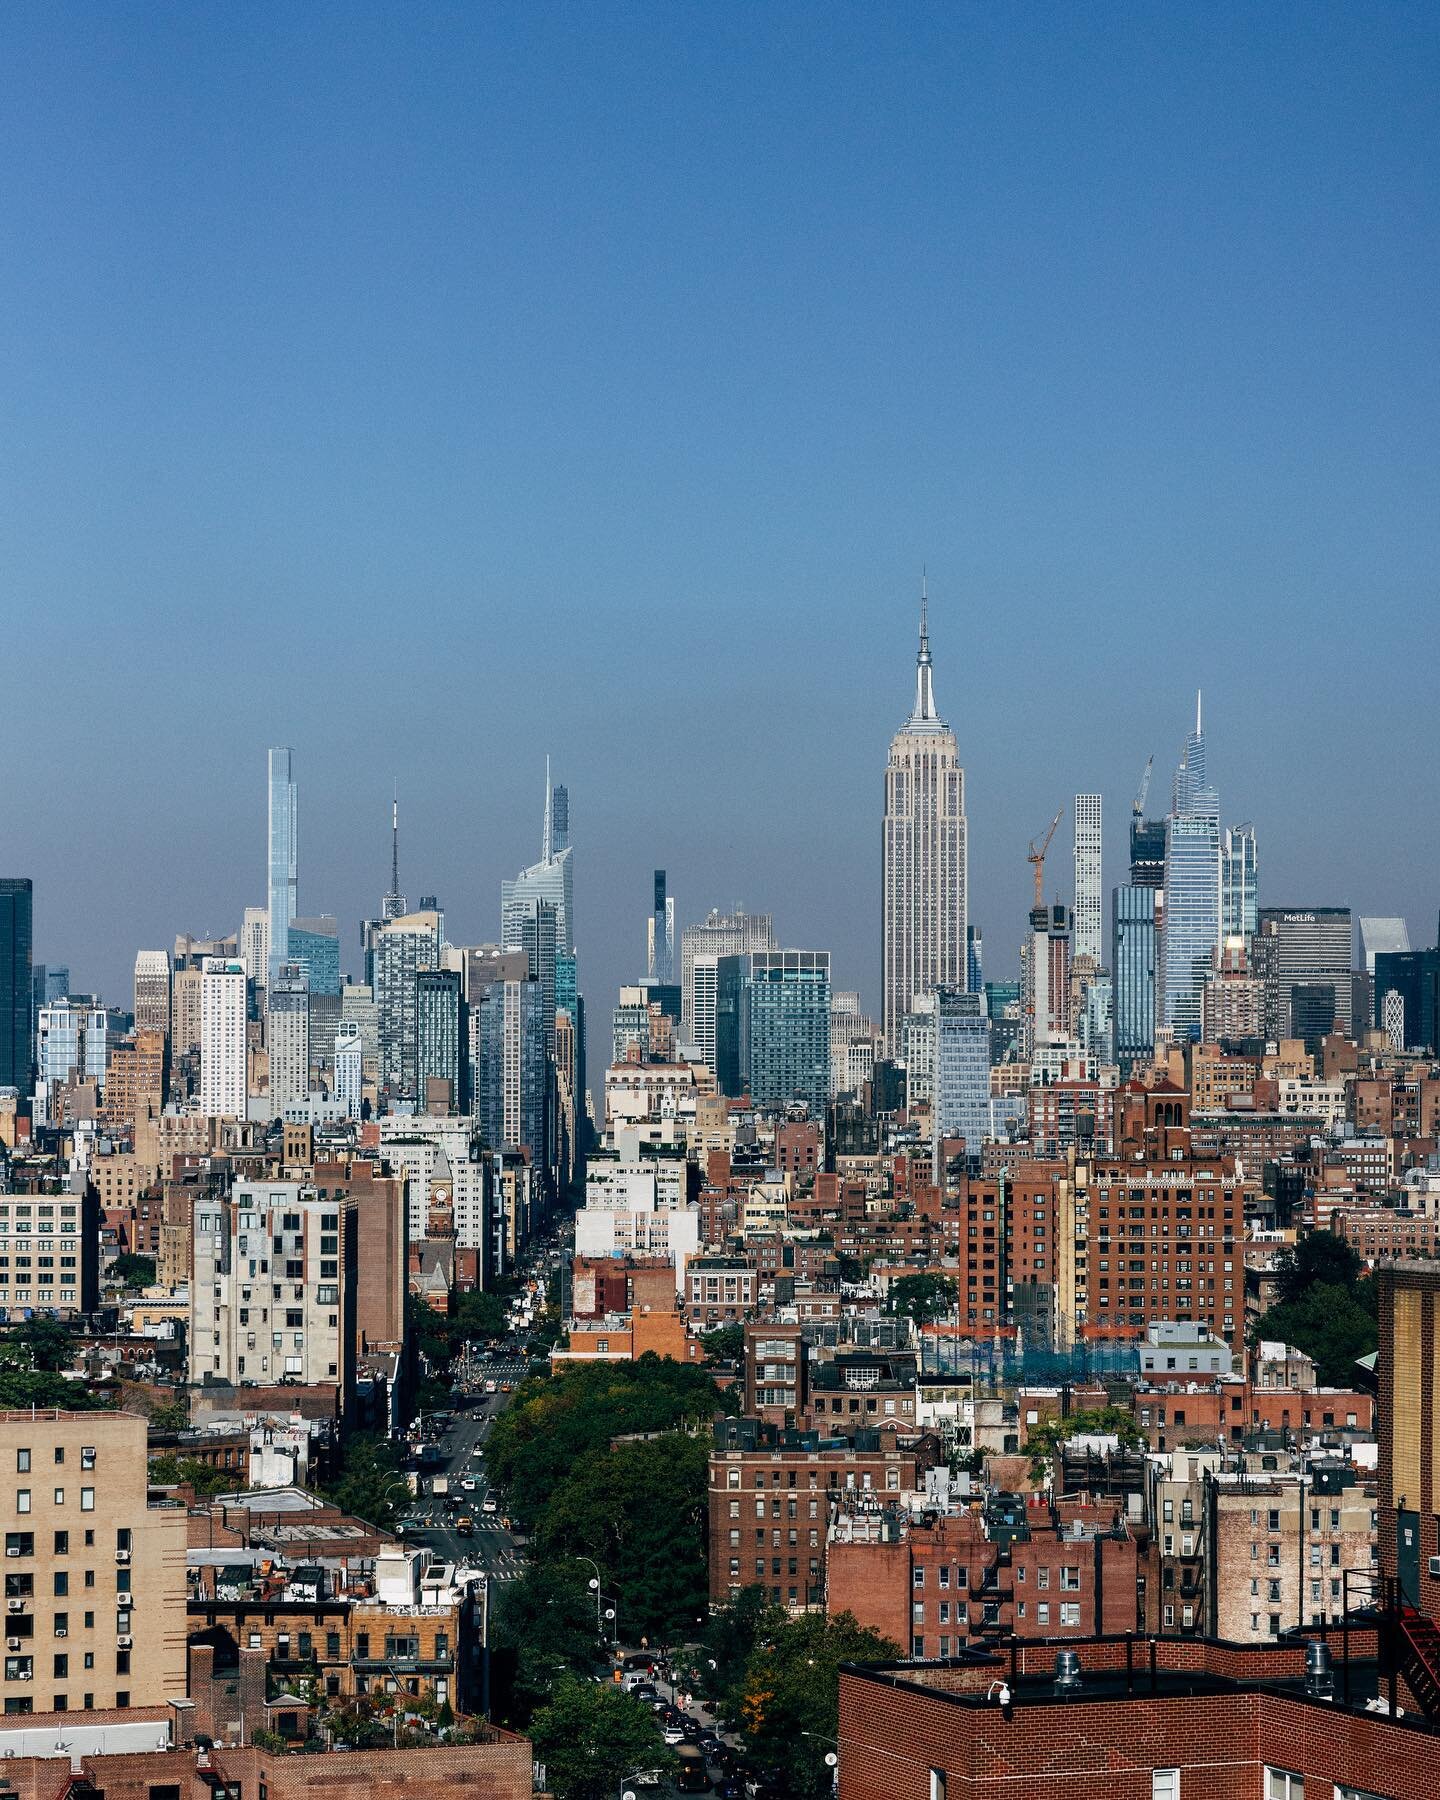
[1159,695,1221,1040]
[240,906,269,990]
[266,961,310,1116]
[648,870,675,985]
[932,986,990,1162]
[0,878,34,1092]
[1220,824,1259,941]
[882,591,967,1053]
[502,759,574,956]
[1073,794,1103,965]
[133,950,171,1038]
[416,967,464,1107]
[267,746,298,983]
[289,915,341,996]
[745,950,831,1119]
[1359,917,1410,974]
[334,1021,364,1120]
[1112,884,1158,1076]
[374,909,442,1100]
[200,957,247,1118]
[1253,907,1353,1044]
[680,908,777,1061]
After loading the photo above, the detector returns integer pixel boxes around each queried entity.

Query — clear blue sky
[2,2,1436,1023]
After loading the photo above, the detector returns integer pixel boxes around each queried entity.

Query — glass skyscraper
[416,968,463,1103]
[0,879,33,1091]
[1220,825,1259,941]
[931,986,990,1161]
[1160,698,1220,1040]
[1113,884,1157,1075]
[289,916,341,997]
[267,746,298,984]
[745,950,831,1120]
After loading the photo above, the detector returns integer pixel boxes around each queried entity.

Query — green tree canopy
[320,1432,405,1530]
[1026,1405,1145,1479]
[528,1677,674,1800]
[700,1323,745,1365]
[534,1434,710,1642]
[485,1355,724,1530]
[148,1454,233,1498]
[1254,1282,1378,1387]
[490,1560,602,1720]
[719,1607,898,1800]
[110,1253,156,1288]
[1274,1233,1368,1309]
[885,1272,957,1326]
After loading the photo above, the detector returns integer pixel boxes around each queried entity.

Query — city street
[401,1354,532,1577]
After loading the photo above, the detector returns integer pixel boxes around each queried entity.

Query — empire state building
[882,595,967,1054]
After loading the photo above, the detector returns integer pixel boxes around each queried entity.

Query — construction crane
[1027,808,1063,911]
[1132,755,1153,823]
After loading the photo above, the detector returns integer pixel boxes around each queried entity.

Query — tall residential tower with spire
[882,587,968,1055]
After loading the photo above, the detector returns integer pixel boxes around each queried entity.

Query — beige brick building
[1,1411,187,1714]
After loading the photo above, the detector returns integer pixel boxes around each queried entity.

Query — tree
[148,1395,190,1433]
[700,1323,745,1365]
[1274,1233,1367,1309]
[528,1678,673,1800]
[1253,1283,1378,1387]
[110,1253,156,1288]
[320,1432,405,1529]
[534,1434,710,1641]
[885,1273,957,1327]
[1026,1405,1145,1481]
[4,1317,75,1372]
[490,1560,602,1720]
[723,1609,898,1799]
[147,1454,233,1498]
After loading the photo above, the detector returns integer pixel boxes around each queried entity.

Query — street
[400,1353,531,1578]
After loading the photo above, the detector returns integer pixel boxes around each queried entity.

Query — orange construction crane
[1027,808,1063,911]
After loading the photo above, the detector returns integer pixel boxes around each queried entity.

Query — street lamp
[803,1731,840,1794]
[573,1556,603,1633]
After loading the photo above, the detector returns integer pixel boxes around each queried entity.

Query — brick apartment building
[1,1411,187,1715]
[708,1422,937,1608]
[837,1635,1438,1800]
[827,1494,1138,1656]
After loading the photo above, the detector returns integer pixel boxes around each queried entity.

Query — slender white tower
[882,584,968,1056]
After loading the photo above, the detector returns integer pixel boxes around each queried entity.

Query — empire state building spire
[908,575,945,729]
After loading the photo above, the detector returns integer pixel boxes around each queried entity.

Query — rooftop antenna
[390,781,400,900]
[542,754,552,862]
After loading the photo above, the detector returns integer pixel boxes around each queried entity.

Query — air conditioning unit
[117,1635,133,1649]
[115,1549,130,1564]
[55,1628,67,1639]
[5,1601,23,1614]
[1429,1556,1440,1578]
[4,1549,20,1559]
[5,1638,20,1652]
[17,1671,31,1682]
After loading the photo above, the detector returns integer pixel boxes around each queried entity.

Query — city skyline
[6,634,1437,1033]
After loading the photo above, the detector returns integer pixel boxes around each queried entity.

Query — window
[80,1489,94,1513]
[1265,1773,1302,1800]
[1153,1774,1179,1800]
[930,1772,948,1800]
[15,1491,30,1514]
[15,1451,29,1473]
[1059,1602,1080,1626]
